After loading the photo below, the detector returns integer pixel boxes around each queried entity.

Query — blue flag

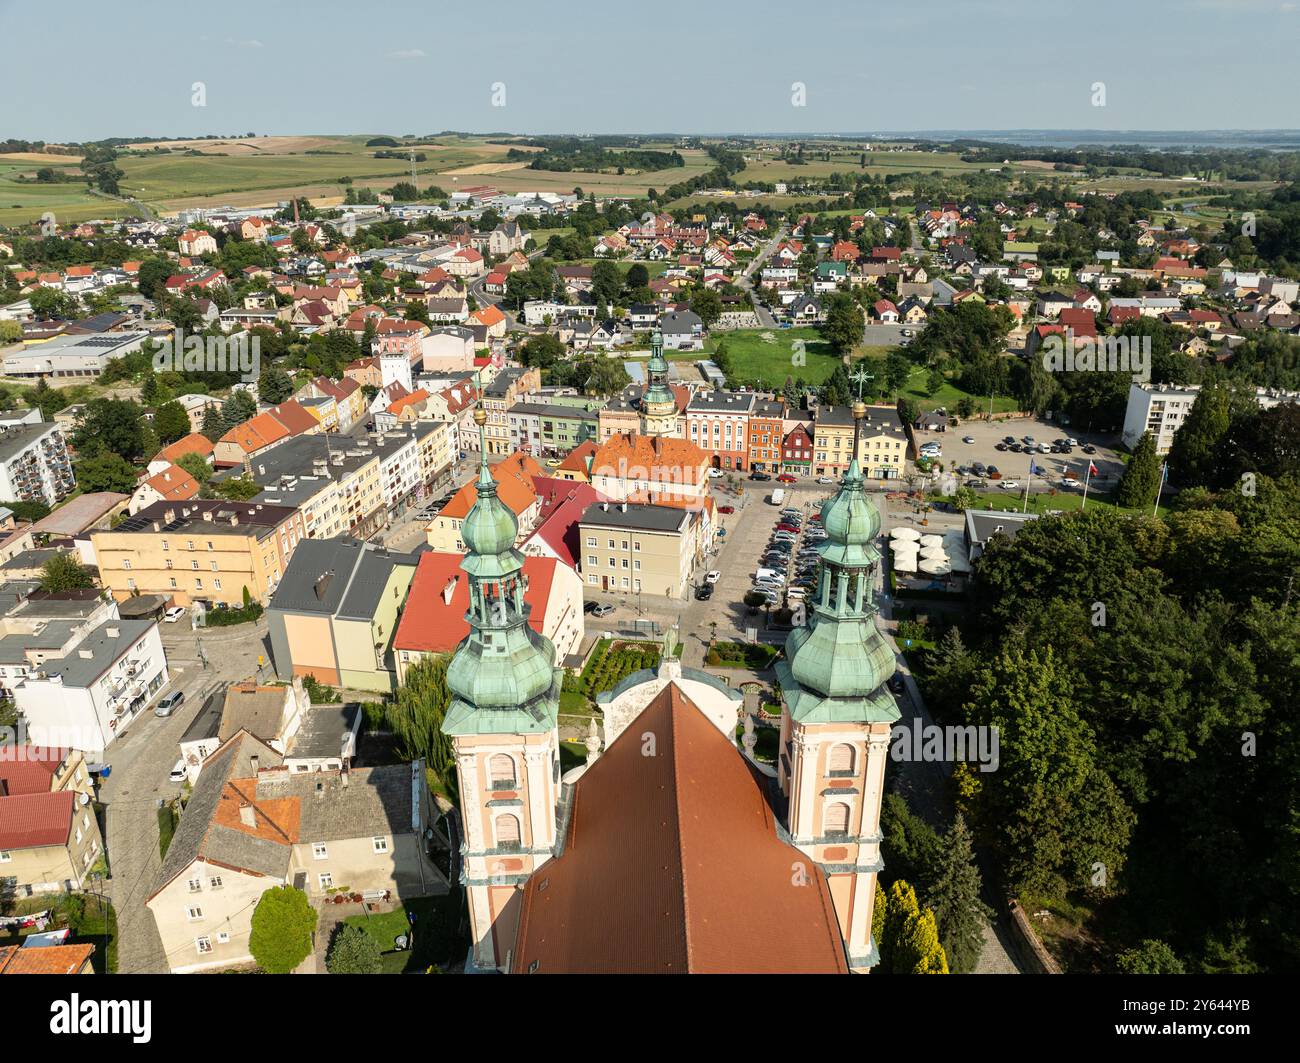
[1030,460,1044,475]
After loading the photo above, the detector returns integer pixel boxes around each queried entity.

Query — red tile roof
[158,432,214,464]
[393,552,557,654]
[0,748,66,797]
[510,684,848,973]
[0,791,74,850]
[0,943,95,975]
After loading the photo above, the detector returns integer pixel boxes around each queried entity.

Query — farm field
[0,161,130,227]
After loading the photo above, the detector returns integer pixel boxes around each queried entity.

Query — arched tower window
[489,754,516,790]
[823,802,851,838]
[828,743,856,776]
[495,813,521,850]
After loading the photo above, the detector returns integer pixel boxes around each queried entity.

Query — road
[99,617,274,975]
[736,224,788,328]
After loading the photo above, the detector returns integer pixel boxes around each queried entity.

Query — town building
[0,747,101,897]
[146,732,443,973]
[11,617,169,759]
[579,501,695,600]
[265,538,420,694]
[685,391,755,471]
[0,421,76,508]
[393,551,583,683]
[1122,381,1300,454]
[91,500,307,608]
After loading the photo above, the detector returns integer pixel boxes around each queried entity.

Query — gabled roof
[394,551,557,655]
[158,432,215,464]
[141,463,200,504]
[0,790,74,851]
[510,683,848,974]
[0,942,95,974]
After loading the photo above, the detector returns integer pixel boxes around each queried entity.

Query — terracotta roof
[523,481,599,567]
[158,432,215,464]
[0,943,94,975]
[388,389,429,415]
[141,463,199,503]
[471,304,505,328]
[555,440,597,475]
[393,552,556,654]
[511,684,848,973]
[437,459,539,521]
[0,790,74,850]
[0,748,66,797]
[591,433,708,487]
[220,412,290,454]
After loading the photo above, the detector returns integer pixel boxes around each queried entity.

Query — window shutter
[824,803,851,836]
[496,814,521,848]
[828,744,855,774]
[489,754,516,787]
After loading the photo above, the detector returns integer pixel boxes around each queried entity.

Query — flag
[1088,461,1099,476]
[1030,460,1044,476]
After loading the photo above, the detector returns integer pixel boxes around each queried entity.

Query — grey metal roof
[287,704,360,760]
[580,502,689,533]
[34,618,154,688]
[269,537,417,619]
[687,390,756,414]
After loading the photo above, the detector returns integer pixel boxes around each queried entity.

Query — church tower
[640,330,679,437]
[442,407,563,973]
[775,398,899,972]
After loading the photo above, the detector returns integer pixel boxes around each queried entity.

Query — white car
[163,606,187,623]
[168,759,187,783]
[999,480,1020,490]
[707,468,725,479]
[816,475,835,484]
[705,571,721,584]
[1061,477,1082,488]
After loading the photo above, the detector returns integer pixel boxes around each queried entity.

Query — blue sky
[4,0,1298,141]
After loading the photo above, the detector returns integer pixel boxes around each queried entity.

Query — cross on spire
[850,365,874,401]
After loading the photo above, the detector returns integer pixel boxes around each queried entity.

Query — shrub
[249,886,317,974]
[326,924,382,975]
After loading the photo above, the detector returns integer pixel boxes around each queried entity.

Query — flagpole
[1082,460,1092,509]
[1022,453,1032,514]
[1153,461,1167,516]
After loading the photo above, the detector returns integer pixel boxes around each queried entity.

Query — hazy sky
[5,0,1298,141]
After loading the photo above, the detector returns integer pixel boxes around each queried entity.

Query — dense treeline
[923,436,1300,971]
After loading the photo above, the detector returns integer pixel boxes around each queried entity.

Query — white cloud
[388,48,426,60]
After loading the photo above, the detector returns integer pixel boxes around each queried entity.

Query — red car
[775,523,800,533]
[777,473,797,483]
[718,505,735,514]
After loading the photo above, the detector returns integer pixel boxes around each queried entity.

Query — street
[99,617,274,974]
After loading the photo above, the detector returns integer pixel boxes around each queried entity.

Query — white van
[768,488,785,506]
[754,568,785,584]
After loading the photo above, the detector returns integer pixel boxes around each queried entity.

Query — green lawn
[935,487,1170,519]
[341,892,468,973]
[692,326,845,386]
[898,365,1021,414]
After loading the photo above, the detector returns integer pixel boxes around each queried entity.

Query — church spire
[641,329,678,436]
[442,406,561,735]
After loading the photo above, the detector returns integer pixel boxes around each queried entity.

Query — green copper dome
[642,329,676,412]
[441,412,561,737]
[778,453,898,724]
[460,466,517,558]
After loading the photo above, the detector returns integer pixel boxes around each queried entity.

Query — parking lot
[912,413,1126,496]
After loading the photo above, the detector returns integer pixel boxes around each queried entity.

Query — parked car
[708,468,725,478]
[163,605,187,623]
[962,435,975,444]
[816,475,835,484]
[591,603,615,618]
[999,480,1020,490]
[718,505,735,514]
[1003,435,1017,445]
[1022,436,1035,444]
[695,584,714,601]
[995,443,1008,451]
[705,570,721,584]
[1081,444,1097,454]
[169,759,187,783]
[966,479,987,489]
[155,691,185,718]
[1061,477,1082,488]
[583,601,600,614]
[776,473,797,483]
[749,471,772,481]
[986,465,999,476]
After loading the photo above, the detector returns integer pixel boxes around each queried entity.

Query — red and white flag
[1088,461,1099,476]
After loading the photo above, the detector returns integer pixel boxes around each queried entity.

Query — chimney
[258,464,266,476]
[106,626,120,639]
[202,510,213,522]
[250,754,259,773]
[239,803,256,828]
